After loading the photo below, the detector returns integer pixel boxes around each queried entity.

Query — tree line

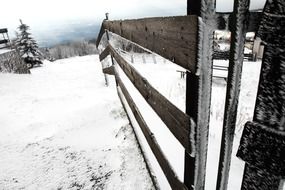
[42,39,98,61]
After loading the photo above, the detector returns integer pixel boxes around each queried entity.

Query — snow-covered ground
[0,55,154,189]
[1,52,282,189]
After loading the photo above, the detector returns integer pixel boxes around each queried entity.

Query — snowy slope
[0,55,154,190]
[1,52,281,189]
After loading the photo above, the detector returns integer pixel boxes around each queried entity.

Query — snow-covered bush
[0,50,30,74]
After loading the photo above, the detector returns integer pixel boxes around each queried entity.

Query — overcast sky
[0,0,187,29]
[0,0,266,46]
[0,0,266,28]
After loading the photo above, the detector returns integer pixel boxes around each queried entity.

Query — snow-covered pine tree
[16,19,42,68]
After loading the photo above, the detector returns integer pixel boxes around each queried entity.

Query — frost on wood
[216,0,250,189]
[238,47,285,188]
[238,0,285,189]
[256,0,285,48]
[101,31,166,66]
[237,121,285,176]
[254,0,285,131]
[108,32,150,54]
[183,0,215,188]
[253,47,285,131]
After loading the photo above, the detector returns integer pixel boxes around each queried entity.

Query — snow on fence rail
[97,0,284,189]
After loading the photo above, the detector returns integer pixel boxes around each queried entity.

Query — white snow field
[1,53,278,190]
[0,55,154,190]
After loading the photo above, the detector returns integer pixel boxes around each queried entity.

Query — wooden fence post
[184,0,214,189]
[237,1,285,189]
[216,0,250,189]
[103,13,117,86]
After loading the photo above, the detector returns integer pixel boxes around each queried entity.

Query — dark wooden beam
[238,1,285,187]
[187,0,201,15]
[99,45,110,61]
[216,0,250,189]
[97,15,198,73]
[184,0,214,189]
[184,0,202,189]
[0,28,8,33]
[102,65,115,75]
[0,39,8,45]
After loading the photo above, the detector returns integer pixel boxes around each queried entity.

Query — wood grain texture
[116,75,187,190]
[216,0,250,189]
[237,121,285,176]
[97,16,198,73]
[0,39,8,45]
[238,1,285,189]
[108,44,193,154]
[0,28,8,33]
[99,45,110,61]
[102,65,115,75]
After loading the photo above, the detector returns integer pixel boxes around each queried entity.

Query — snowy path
[0,55,154,190]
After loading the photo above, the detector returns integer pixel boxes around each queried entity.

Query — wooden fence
[96,0,284,189]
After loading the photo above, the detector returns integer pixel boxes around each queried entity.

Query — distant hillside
[32,20,101,47]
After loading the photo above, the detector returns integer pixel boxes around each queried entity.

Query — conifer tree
[16,19,42,68]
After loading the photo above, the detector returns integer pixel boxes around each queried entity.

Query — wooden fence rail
[97,16,198,73]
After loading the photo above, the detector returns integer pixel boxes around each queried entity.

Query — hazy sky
[0,0,266,46]
[1,0,266,28]
[0,0,186,29]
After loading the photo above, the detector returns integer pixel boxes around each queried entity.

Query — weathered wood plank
[102,65,115,75]
[108,44,192,153]
[184,1,214,189]
[0,39,8,45]
[238,1,285,187]
[216,0,250,189]
[96,23,106,47]
[239,47,285,190]
[99,45,110,61]
[116,75,187,190]
[237,121,285,176]
[0,28,8,33]
[97,16,198,73]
